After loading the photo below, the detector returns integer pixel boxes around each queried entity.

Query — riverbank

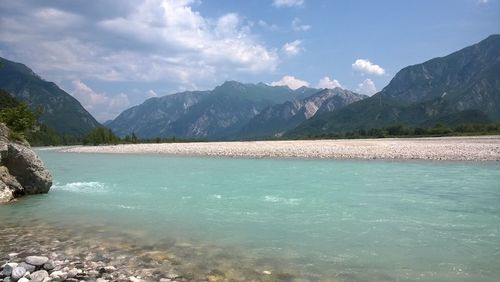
[59,136,500,161]
[0,220,318,282]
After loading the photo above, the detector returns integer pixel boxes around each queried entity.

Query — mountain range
[287,34,500,137]
[0,57,100,136]
[0,35,498,141]
[107,81,362,139]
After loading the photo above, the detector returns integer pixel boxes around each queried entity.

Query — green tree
[83,127,120,145]
[0,102,38,140]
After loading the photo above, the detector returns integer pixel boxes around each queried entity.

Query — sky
[0,0,499,122]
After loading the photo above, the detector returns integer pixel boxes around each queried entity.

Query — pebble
[17,278,29,282]
[29,270,49,282]
[17,263,35,273]
[42,261,54,271]
[25,256,49,266]
[11,266,26,281]
[66,268,79,278]
[8,254,19,259]
[263,270,272,275]
[2,264,14,276]
[49,270,67,281]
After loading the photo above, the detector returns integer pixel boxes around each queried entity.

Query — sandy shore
[57,136,500,161]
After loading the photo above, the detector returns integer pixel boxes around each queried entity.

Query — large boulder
[0,123,52,203]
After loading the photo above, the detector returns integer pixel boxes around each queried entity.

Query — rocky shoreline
[0,221,312,282]
[60,136,500,161]
[1,254,182,282]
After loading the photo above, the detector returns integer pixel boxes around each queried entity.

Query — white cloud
[282,40,303,56]
[291,18,311,31]
[146,90,159,98]
[71,80,130,121]
[258,20,279,31]
[273,0,304,7]
[0,0,278,89]
[352,59,385,76]
[356,79,377,96]
[270,75,309,90]
[317,77,342,89]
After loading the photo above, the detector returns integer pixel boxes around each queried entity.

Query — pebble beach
[61,136,500,161]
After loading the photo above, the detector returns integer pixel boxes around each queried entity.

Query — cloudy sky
[0,0,498,121]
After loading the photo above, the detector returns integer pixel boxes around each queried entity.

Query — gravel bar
[59,136,500,161]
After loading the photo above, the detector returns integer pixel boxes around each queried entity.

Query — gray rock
[42,261,54,271]
[3,277,12,282]
[29,270,49,282]
[4,143,52,195]
[17,278,29,282]
[11,267,26,281]
[17,263,35,273]
[64,279,79,282]
[66,268,80,278]
[49,270,67,281]
[0,123,52,203]
[25,256,49,266]
[0,166,22,203]
[1,264,13,276]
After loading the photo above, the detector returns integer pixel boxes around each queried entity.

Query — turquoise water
[2,150,500,281]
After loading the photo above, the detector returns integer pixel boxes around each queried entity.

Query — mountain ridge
[0,57,101,136]
[286,34,500,137]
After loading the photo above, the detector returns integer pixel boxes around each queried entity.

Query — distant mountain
[287,34,500,137]
[0,57,100,136]
[239,88,367,139]
[108,81,318,139]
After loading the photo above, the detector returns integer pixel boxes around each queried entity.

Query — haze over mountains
[0,35,499,140]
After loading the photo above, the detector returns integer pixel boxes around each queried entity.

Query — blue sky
[0,0,498,121]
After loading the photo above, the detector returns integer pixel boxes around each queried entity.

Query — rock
[0,123,52,203]
[3,277,11,282]
[11,267,26,281]
[64,279,79,282]
[17,278,29,282]
[66,268,80,278]
[103,266,116,273]
[165,272,180,279]
[17,263,35,273]
[129,276,144,282]
[25,256,49,266]
[159,279,171,282]
[96,278,108,282]
[42,261,54,271]
[1,264,13,276]
[0,165,23,203]
[4,143,52,194]
[29,270,49,282]
[8,253,19,259]
[49,270,67,281]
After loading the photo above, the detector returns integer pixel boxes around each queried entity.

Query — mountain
[239,88,367,139]
[287,34,500,137]
[0,57,100,136]
[108,81,318,139]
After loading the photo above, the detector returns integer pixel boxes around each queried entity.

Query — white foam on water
[211,194,222,199]
[263,195,302,205]
[52,181,108,193]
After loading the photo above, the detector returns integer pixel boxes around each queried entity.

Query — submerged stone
[25,256,49,266]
